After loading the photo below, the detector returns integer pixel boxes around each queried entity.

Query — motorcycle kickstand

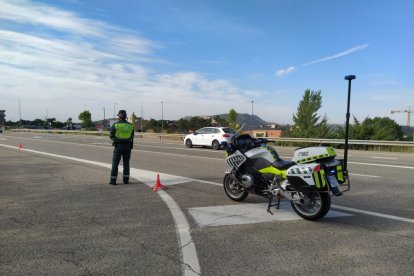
[267,194,281,215]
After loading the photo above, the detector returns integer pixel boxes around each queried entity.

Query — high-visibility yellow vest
[114,122,134,140]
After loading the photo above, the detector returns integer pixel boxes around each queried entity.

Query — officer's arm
[130,125,134,149]
[110,124,116,141]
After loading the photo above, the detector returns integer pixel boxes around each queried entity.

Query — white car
[184,127,236,150]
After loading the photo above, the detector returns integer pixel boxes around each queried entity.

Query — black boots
[109,178,128,185]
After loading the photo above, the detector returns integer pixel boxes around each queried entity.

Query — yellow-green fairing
[258,166,287,179]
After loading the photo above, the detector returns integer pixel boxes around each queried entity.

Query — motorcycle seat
[272,159,296,170]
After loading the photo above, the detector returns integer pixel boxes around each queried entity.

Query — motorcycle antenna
[344,75,356,172]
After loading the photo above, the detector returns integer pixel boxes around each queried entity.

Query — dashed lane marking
[349,173,380,178]
[371,157,398,160]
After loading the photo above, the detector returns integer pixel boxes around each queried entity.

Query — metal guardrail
[9,129,414,147]
[265,137,414,147]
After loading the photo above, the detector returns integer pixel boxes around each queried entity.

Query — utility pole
[103,107,106,121]
[113,103,116,119]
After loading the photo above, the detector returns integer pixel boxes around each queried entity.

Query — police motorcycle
[222,128,350,220]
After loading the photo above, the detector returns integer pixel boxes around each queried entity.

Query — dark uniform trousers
[110,142,132,180]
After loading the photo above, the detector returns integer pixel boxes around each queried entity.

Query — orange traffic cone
[151,174,168,192]
[18,143,23,150]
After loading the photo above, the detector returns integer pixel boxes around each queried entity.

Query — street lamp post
[161,101,164,133]
[344,75,356,171]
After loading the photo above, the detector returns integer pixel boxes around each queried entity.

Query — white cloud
[0,0,275,122]
[302,44,369,66]
[0,0,103,36]
[275,66,296,77]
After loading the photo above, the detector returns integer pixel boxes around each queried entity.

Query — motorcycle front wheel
[290,190,331,220]
[223,173,248,202]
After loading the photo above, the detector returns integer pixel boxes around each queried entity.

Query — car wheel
[185,139,193,148]
[212,140,221,150]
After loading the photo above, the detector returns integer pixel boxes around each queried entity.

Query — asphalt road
[1,131,413,275]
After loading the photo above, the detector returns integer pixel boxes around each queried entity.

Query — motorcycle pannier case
[286,163,327,192]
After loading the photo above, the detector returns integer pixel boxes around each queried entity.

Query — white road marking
[349,173,380,178]
[189,202,353,227]
[0,143,200,276]
[348,161,414,170]
[90,142,111,145]
[371,157,398,160]
[332,205,414,224]
[4,135,414,172]
[0,144,414,226]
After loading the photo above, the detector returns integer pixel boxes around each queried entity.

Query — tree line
[4,89,409,141]
[283,89,407,141]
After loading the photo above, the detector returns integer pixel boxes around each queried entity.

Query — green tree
[66,117,73,125]
[213,115,227,127]
[189,116,211,130]
[288,89,329,138]
[33,118,46,128]
[176,118,190,133]
[78,110,93,129]
[227,109,239,130]
[360,117,402,140]
[337,116,403,140]
[144,119,161,132]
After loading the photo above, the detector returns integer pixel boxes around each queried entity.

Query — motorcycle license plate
[327,175,339,188]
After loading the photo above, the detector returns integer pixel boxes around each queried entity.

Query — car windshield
[222,128,235,134]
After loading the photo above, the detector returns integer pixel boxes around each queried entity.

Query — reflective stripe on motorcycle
[289,167,312,174]
[258,166,285,178]
[326,147,336,156]
[313,170,326,189]
[297,153,330,164]
[336,165,344,182]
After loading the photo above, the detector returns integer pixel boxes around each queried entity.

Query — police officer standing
[110,110,134,185]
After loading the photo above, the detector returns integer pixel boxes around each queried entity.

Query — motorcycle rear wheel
[223,173,248,202]
[290,191,331,220]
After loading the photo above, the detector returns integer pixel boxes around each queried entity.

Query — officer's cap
[117,110,127,116]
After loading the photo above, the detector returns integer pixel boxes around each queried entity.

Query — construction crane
[391,106,413,127]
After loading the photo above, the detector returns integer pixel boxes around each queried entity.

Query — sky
[0,0,413,125]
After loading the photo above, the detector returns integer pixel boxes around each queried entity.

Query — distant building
[132,118,148,132]
[242,129,282,138]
